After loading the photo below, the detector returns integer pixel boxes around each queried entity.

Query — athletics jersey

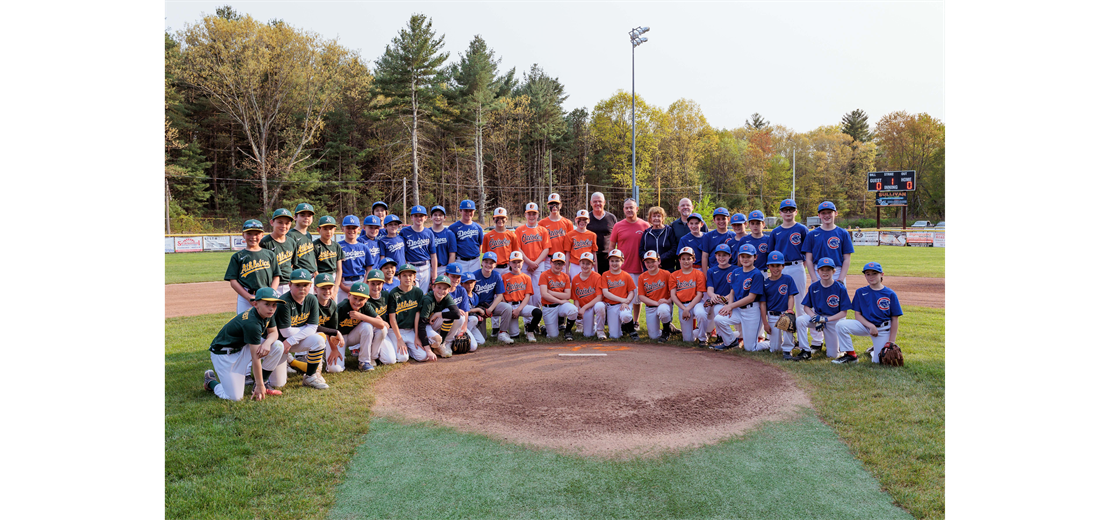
[367,294,388,318]
[707,264,736,298]
[571,271,604,306]
[318,298,339,332]
[378,235,406,268]
[802,281,851,317]
[770,223,807,263]
[338,240,371,280]
[727,267,764,304]
[210,308,273,353]
[539,216,574,255]
[515,224,551,262]
[802,227,855,267]
[701,230,736,262]
[224,248,277,293]
[851,286,903,325]
[737,234,773,270]
[471,269,505,306]
[288,229,316,272]
[601,270,635,305]
[420,293,457,321]
[538,269,572,304]
[387,285,424,329]
[668,269,706,303]
[638,269,672,303]
[565,229,598,265]
[275,293,320,335]
[678,233,706,267]
[448,220,484,259]
[501,271,534,303]
[400,226,435,265]
[481,229,519,264]
[337,298,377,335]
[431,228,456,266]
[761,275,799,313]
[312,239,344,275]
[260,234,297,284]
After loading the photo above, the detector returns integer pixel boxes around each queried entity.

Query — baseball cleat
[203,370,217,392]
[696,339,708,347]
[714,339,739,350]
[796,349,812,360]
[563,330,574,341]
[832,353,858,364]
[244,373,254,387]
[436,343,452,358]
[498,331,514,344]
[629,331,640,340]
[596,332,607,340]
[782,353,800,361]
[359,362,375,372]
[526,331,537,343]
[302,373,330,389]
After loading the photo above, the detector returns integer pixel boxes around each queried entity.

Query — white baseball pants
[644,303,673,340]
[373,327,405,364]
[236,294,253,314]
[676,303,710,342]
[389,329,429,362]
[467,315,485,345]
[414,264,432,293]
[759,312,796,353]
[209,344,285,401]
[606,303,634,339]
[326,322,374,372]
[542,302,579,337]
[506,301,540,336]
[835,319,893,363]
[578,301,607,337]
[796,312,840,357]
[524,260,550,307]
[804,266,841,347]
[457,258,481,275]
[567,263,583,279]
[715,305,765,350]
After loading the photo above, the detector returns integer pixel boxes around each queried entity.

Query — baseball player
[729,211,747,243]
[330,281,389,372]
[371,201,390,238]
[358,215,383,269]
[289,203,317,278]
[570,252,607,339]
[539,193,574,260]
[312,273,344,372]
[365,268,406,365]
[378,215,407,269]
[312,216,344,303]
[337,215,372,303]
[833,262,903,364]
[359,214,379,244]
[565,210,598,279]
[274,269,329,389]
[737,210,772,273]
[436,263,478,352]
[517,202,552,307]
[802,201,854,352]
[756,251,801,359]
[677,213,707,272]
[460,272,484,347]
[401,205,436,292]
[260,208,297,295]
[378,257,400,294]
[481,207,519,278]
[470,251,515,344]
[714,244,765,351]
[429,205,457,275]
[769,199,809,319]
[701,208,736,277]
[669,246,710,344]
[203,287,288,401]
[638,250,674,342]
[703,243,737,343]
[448,199,484,274]
[502,251,543,342]
[387,263,434,362]
[538,252,578,340]
[798,257,851,359]
[418,275,464,358]
[601,249,637,339]
[226,219,279,313]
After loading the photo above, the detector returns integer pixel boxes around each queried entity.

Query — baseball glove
[879,342,904,366]
[451,330,476,355]
[774,312,796,333]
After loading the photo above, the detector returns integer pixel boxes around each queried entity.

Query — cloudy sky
[164,1,944,132]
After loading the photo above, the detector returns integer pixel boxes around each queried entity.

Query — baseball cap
[430,205,446,216]
[459,200,476,211]
[398,263,417,274]
[294,203,315,215]
[713,244,732,255]
[432,275,452,287]
[365,269,385,283]
[730,213,747,225]
[482,251,499,263]
[815,257,836,270]
[712,207,729,218]
[252,287,283,302]
[493,207,508,218]
[509,251,525,262]
[372,201,389,211]
[378,257,398,268]
[291,269,313,283]
[525,202,539,213]
[608,248,624,259]
[818,201,837,212]
[349,282,370,298]
[411,205,428,216]
[445,263,463,276]
[779,199,797,210]
[575,209,589,220]
[317,216,337,228]
[243,219,264,231]
[862,261,883,274]
[271,208,293,221]
[461,272,477,284]
[342,215,360,227]
[579,252,595,263]
[314,273,336,287]
[643,250,659,261]
[766,251,785,265]
[678,246,695,258]
[551,252,566,263]
[382,215,401,226]
[737,244,757,256]
[363,215,381,227]
[748,210,765,222]
[686,212,704,223]
[547,193,561,204]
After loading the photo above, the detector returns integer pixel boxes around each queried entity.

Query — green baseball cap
[252,287,283,302]
[398,263,417,274]
[349,282,370,298]
[314,273,336,287]
[294,203,316,215]
[366,269,385,283]
[317,215,337,228]
[291,269,313,283]
[432,275,451,287]
[271,208,293,221]
[243,219,264,231]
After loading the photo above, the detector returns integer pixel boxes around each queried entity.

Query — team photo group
[209,191,905,402]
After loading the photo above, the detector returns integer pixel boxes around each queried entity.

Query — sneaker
[563,330,574,341]
[696,339,708,347]
[203,370,217,392]
[526,331,537,343]
[596,331,607,340]
[629,331,640,340]
[782,353,800,361]
[832,353,858,364]
[302,373,330,389]
[796,349,812,361]
[498,331,514,344]
[359,362,375,372]
[714,339,739,351]
[435,342,452,358]
[287,364,298,375]
[244,372,254,387]
[264,383,283,396]
[710,334,723,345]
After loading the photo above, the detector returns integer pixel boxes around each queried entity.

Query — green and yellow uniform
[387,286,424,330]
[289,229,317,273]
[224,248,277,295]
[210,308,273,354]
[337,299,379,335]
[274,293,320,335]
[313,237,344,275]
[261,235,298,285]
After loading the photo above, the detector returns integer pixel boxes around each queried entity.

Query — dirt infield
[372,343,811,457]
[165,275,944,318]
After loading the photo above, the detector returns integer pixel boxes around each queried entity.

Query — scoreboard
[867,171,916,192]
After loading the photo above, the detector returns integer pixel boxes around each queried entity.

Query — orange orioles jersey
[565,229,598,265]
[571,271,604,307]
[515,224,551,262]
[539,217,574,256]
[668,268,706,303]
[481,229,519,265]
[501,270,533,303]
[638,269,672,303]
[601,270,635,305]
[538,268,572,304]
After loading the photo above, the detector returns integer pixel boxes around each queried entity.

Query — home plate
[557,353,608,357]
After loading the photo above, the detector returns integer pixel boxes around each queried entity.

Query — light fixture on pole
[629,26,649,205]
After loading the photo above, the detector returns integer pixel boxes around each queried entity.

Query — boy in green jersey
[331,281,389,372]
[204,288,287,401]
[419,275,464,359]
[365,269,405,364]
[226,219,280,313]
[387,264,434,362]
[312,216,344,302]
[290,202,318,278]
[273,269,329,389]
[261,208,297,296]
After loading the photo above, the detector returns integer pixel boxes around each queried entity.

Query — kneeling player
[757,251,801,359]
[714,244,764,351]
[274,269,329,389]
[669,246,709,343]
[419,275,465,358]
[365,269,406,365]
[571,252,607,339]
[332,281,389,372]
[833,262,902,364]
[601,249,637,339]
[502,251,543,342]
[539,252,578,340]
[638,250,674,342]
[798,258,851,361]
[204,287,287,401]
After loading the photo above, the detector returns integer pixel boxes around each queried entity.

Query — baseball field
[165,245,945,519]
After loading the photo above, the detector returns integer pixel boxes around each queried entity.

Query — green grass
[167,306,944,519]
[165,251,232,284]
[849,246,944,278]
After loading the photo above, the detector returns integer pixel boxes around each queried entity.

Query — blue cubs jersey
[471,269,505,306]
[802,227,855,266]
[448,221,484,259]
[851,286,903,325]
[432,228,457,266]
[762,275,799,313]
[727,267,764,303]
[378,235,407,267]
[338,240,372,279]
[706,264,736,297]
[770,223,807,263]
[701,230,736,260]
[736,234,773,270]
[400,226,435,264]
[802,280,851,317]
[678,233,706,267]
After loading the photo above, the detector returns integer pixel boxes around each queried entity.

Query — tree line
[165,7,944,233]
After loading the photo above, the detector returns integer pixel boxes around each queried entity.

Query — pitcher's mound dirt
[372,343,812,457]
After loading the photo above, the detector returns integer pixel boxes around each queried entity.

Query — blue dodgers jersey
[852,286,903,324]
[338,240,372,278]
[706,264,736,296]
[471,269,505,306]
[701,230,736,260]
[727,267,764,303]
[382,278,400,294]
[362,238,381,269]
[450,285,470,312]
[448,221,484,259]
[678,233,706,266]
[802,227,855,266]
[736,234,773,270]
[378,235,407,267]
[770,223,807,263]
[400,226,435,264]
[358,231,375,244]
[801,281,851,317]
[762,275,799,313]
[432,228,457,266]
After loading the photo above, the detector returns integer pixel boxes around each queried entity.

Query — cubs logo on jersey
[758,243,769,253]
[877,297,891,311]
[790,232,802,245]
[826,295,840,308]
[827,236,840,249]
[742,278,752,291]
[778,284,788,296]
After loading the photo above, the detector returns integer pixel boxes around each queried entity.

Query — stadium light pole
[629,26,649,205]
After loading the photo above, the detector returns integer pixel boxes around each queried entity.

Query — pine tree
[841,109,872,142]
[745,112,769,130]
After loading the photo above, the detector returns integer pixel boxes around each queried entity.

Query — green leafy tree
[517,64,568,199]
[372,13,451,207]
[840,109,872,143]
[873,111,944,219]
[588,91,662,200]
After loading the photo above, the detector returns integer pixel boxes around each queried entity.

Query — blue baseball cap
[372,201,388,211]
[363,215,382,227]
[271,208,293,220]
[779,199,797,210]
[713,207,729,218]
[461,272,477,284]
[686,212,704,223]
[243,219,264,231]
[342,215,360,227]
[445,263,463,276]
[713,244,732,255]
[730,213,746,225]
[862,262,883,274]
[379,257,398,267]
[430,205,446,216]
[815,257,836,270]
[767,251,785,265]
[482,251,499,263]
[382,215,401,226]
[748,210,765,222]
[818,201,837,212]
[459,200,476,211]
[411,205,428,216]
[737,244,757,256]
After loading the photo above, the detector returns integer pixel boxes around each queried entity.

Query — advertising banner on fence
[906,231,933,247]
[165,236,175,253]
[174,236,204,253]
[851,230,879,246]
[204,235,231,252]
[231,236,248,250]
[933,232,945,248]
[878,231,908,247]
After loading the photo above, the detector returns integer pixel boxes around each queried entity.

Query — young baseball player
[517,202,552,308]
[571,252,607,339]
[448,199,484,274]
[418,275,465,358]
[677,213,706,272]
[274,269,329,389]
[638,250,674,342]
[460,272,484,346]
[539,252,578,340]
[798,257,852,359]
[565,209,599,279]
[365,269,405,365]
[290,203,317,277]
[226,219,279,314]
[481,207,519,278]
[387,264,434,362]
[371,201,390,238]
[359,214,378,244]
[358,215,383,268]
[601,249,637,339]
[669,246,710,343]
[203,287,288,401]
[802,201,854,352]
[540,193,574,260]
[378,215,407,269]
[330,281,389,372]
[312,273,345,372]
[738,210,772,273]
[435,264,478,352]
[260,208,297,295]
[429,205,457,276]
[470,252,516,344]
[378,257,400,294]
[701,208,736,277]
[729,211,747,242]
[833,262,903,364]
[337,215,372,303]
[312,216,344,302]
[502,251,543,342]
[401,205,436,292]
[714,244,765,351]
[769,199,809,324]
[703,244,737,344]
[756,251,801,359]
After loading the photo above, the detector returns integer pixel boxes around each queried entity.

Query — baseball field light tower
[629,26,649,205]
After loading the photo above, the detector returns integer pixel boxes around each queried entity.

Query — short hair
[623,198,638,207]
[647,206,666,220]
[591,192,605,202]
[678,198,693,206]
